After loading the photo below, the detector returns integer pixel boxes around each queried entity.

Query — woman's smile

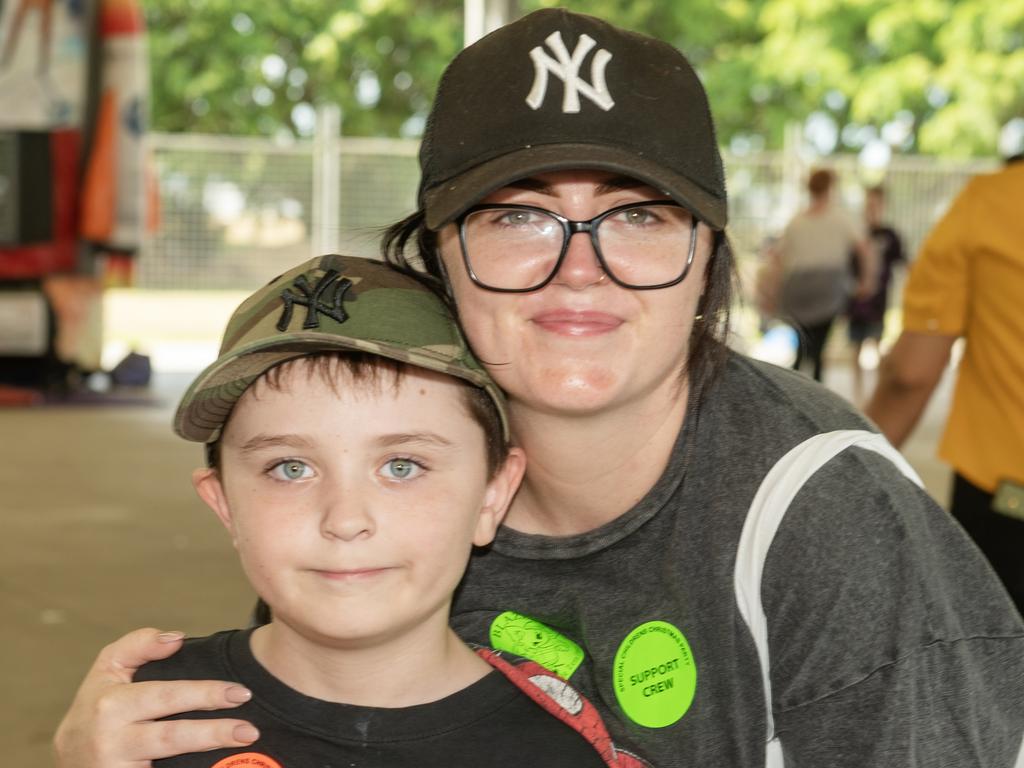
[530,309,623,337]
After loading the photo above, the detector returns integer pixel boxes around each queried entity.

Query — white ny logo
[525,31,614,113]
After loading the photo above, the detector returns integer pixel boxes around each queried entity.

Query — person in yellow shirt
[867,154,1024,614]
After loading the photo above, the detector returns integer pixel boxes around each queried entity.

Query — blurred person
[132,254,644,768]
[753,233,782,330]
[56,10,1024,768]
[867,155,1024,614]
[774,168,876,382]
[847,185,906,403]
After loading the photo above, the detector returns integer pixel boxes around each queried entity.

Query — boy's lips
[531,310,623,336]
[313,567,394,581]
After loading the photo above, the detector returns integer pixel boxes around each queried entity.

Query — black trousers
[792,317,835,382]
[951,473,1024,617]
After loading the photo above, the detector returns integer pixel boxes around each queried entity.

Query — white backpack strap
[734,429,923,767]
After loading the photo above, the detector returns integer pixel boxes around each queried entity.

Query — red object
[99,0,145,36]
[0,129,80,278]
[0,383,45,406]
[80,91,115,242]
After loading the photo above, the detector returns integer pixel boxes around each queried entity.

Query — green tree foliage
[147,0,1024,157]
[147,0,464,137]
[745,0,1024,156]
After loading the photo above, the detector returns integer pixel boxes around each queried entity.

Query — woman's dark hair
[381,210,738,403]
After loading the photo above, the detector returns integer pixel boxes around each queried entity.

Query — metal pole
[312,104,342,257]
[781,121,805,223]
[464,0,518,47]
[464,0,484,48]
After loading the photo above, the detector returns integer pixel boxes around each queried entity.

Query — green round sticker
[613,620,696,728]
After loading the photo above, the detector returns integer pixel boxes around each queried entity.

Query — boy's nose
[320,492,376,541]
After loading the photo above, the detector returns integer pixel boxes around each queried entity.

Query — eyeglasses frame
[455,200,700,293]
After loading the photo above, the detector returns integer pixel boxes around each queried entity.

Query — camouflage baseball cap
[174,254,509,443]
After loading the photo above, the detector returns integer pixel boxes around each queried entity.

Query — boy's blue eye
[270,460,312,481]
[383,458,421,480]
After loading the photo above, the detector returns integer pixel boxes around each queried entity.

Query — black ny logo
[276,269,353,331]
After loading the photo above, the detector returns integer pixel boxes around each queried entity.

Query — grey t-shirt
[777,206,863,325]
[451,351,1024,767]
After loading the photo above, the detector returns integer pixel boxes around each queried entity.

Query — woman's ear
[473,447,526,547]
[192,468,235,542]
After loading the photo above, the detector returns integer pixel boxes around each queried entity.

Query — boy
[138,254,647,768]
[847,185,905,404]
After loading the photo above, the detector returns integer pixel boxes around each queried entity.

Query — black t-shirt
[849,223,904,323]
[135,628,610,768]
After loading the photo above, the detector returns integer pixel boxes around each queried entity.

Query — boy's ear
[192,468,236,542]
[473,447,526,547]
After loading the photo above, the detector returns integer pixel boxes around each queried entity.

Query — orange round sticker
[211,753,283,768]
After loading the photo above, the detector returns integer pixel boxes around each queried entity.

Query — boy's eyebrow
[235,432,456,453]
[237,434,316,454]
[374,432,456,450]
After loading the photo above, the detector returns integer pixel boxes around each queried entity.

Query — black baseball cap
[419,8,727,231]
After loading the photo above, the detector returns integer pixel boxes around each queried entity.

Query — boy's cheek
[235,537,274,575]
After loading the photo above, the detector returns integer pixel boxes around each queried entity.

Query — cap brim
[174,335,508,444]
[422,143,727,231]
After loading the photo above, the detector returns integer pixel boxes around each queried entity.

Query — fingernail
[226,685,252,704]
[233,724,259,744]
[157,631,185,643]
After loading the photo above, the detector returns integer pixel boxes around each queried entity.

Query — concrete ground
[1,344,957,766]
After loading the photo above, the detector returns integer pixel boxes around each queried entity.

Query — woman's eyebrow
[503,178,552,194]
[595,177,656,194]
[503,176,653,196]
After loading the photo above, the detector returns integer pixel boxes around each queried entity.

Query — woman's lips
[531,310,623,336]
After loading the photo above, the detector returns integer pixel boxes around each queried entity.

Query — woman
[56,9,1024,768]
[773,168,875,383]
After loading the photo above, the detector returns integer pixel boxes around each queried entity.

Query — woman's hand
[54,628,259,767]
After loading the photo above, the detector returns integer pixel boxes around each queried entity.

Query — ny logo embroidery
[526,31,614,113]
[276,269,352,331]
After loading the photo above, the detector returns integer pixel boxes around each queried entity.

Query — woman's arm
[54,628,259,767]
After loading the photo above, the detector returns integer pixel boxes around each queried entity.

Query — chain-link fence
[141,132,420,291]
[140,128,997,293]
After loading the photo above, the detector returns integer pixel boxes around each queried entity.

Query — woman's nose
[552,230,608,289]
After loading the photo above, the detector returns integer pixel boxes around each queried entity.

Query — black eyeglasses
[456,200,700,292]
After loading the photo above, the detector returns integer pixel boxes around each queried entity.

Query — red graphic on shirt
[477,648,652,768]
[210,752,283,768]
